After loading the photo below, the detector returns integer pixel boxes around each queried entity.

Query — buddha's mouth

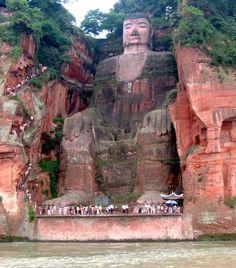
[130,34,140,41]
[131,32,140,37]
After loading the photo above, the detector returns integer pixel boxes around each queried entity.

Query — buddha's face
[123,17,151,49]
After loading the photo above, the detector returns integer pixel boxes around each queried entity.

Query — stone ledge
[36,214,182,219]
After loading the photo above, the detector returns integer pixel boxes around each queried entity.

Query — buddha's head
[123,13,152,54]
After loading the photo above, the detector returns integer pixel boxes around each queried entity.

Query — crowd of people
[34,201,181,217]
[10,115,34,141]
[15,163,32,193]
[136,202,181,214]
[6,65,47,96]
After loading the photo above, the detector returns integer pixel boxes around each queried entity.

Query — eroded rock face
[169,45,236,234]
[61,36,94,85]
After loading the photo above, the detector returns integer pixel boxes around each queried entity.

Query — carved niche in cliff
[60,13,180,199]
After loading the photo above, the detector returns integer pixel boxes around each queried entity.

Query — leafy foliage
[113,0,178,18]
[4,0,76,72]
[175,6,214,47]
[81,9,125,38]
[81,9,104,36]
[28,75,45,88]
[176,1,236,68]
[8,45,21,59]
[38,160,59,198]
[224,196,236,208]
[53,117,64,124]
[28,204,35,223]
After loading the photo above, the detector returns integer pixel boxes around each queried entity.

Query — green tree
[38,160,59,198]
[175,6,214,47]
[81,9,105,36]
[6,0,28,11]
[101,11,125,37]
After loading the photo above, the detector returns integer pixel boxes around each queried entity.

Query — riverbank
[1,233,236,242]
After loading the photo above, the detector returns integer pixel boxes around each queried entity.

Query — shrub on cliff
[28,204,35,223]
[38,160,59,198]
[224,196,236,208]
[176,1,236,68]
[8,45,21,59]
[4,0,76,73]
[175,6,214,47]
[28,75,45,88]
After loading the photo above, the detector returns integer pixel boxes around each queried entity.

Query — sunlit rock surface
[169,46,236,234]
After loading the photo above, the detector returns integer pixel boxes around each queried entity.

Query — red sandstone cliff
[0,30,94,237]
[169,45,236,235]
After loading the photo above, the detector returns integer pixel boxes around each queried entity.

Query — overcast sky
[64,0,118,26]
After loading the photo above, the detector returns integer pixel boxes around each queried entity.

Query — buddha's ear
[149,27,154,49]
[150,26,154,40]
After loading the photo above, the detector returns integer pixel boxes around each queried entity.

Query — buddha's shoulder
[96,56,119,76]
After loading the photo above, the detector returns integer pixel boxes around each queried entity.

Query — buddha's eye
[124,23,132,30]
[138,23,148,28]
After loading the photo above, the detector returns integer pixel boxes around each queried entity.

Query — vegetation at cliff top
[176,1,236,68]
[0,0,94,75]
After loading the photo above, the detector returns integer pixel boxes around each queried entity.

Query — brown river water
[0,241,235,268]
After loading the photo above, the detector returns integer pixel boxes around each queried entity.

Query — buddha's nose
[131,29,140,36]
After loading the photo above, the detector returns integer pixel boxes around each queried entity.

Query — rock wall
[0,30,95,236]
[169,45,236,235]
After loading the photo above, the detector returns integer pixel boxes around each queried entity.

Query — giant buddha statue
[59,13,179,202]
